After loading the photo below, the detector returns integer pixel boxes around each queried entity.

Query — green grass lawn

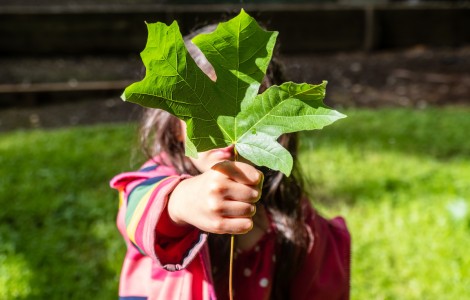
[1,107,469,299]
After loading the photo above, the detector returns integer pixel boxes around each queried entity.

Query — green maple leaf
[122,9,345,176]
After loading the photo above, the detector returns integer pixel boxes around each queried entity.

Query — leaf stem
[234,145,239,161]
[229,144,238,300]
[229,234,235,300]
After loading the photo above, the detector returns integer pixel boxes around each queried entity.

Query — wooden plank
[0,3,468,54]
[0,80,133,94]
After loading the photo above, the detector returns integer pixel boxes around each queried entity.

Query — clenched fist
[168,160,263,234]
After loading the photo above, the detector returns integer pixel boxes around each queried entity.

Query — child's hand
[168,161,263,235]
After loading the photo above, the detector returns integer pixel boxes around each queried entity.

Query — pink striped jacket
[110,158,350,300]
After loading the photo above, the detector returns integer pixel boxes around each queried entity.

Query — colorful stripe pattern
[125,175,178,255]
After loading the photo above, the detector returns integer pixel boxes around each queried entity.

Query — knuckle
[211,218,226,233]
[207,171,219,182]
[207,197,223,214]
[208,181,227,196]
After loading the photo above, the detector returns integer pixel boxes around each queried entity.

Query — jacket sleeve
[292,202,351,300]
[110,163,208,271]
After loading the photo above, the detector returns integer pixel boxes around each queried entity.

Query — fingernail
[258,171,264,186]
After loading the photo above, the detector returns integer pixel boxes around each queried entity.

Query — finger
[221,180,261,203]
[209,217,254,235]
[219,201,256,218]
[212,161,263,186]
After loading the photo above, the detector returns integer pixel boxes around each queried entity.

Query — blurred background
[0,0,469,299]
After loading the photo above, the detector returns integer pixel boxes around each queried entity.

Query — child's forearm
[122,174,207,268]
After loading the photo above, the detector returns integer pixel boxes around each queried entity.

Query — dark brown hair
[139,24,309,299]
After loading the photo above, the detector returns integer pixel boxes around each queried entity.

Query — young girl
[110,26,350,300]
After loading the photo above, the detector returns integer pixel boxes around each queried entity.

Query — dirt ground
[284,46,470,108]
[1,46,469,132]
